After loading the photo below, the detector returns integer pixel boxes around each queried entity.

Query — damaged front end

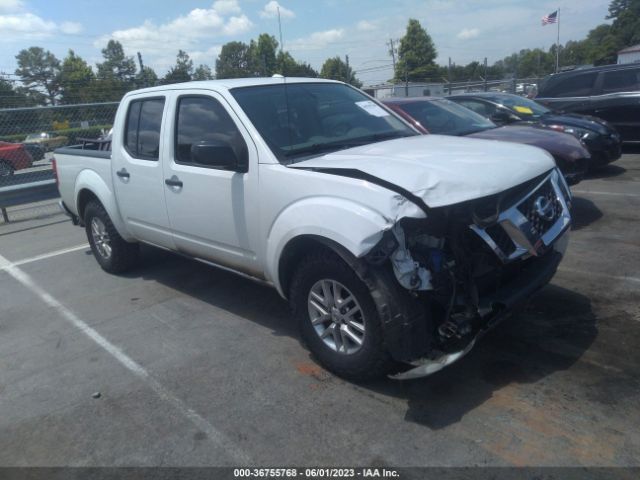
[363,168,572,380]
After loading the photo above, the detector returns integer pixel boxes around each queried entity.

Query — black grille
[485,223,516,256]
[518,180,562,236]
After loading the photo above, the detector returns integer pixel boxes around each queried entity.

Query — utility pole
[137,52,146,87]
[556,7,561,73]
[277,6,284,55]
[388,39,397,72]
[483,57,487,91]
[448,57,452,95]
[405,68,409,97]
[345,55,350,84]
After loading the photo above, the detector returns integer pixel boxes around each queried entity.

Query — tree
[193,64,214,80]
[136,66,158,88]
[216,41,252,79]
[320,56,362,87]
[395,19,438,82]
[162,50,194,84]
[58,50,96,104]
[608,0,640,50]
[96,40,137,101]
[276,51,318,77]
[0,78,34,108]
[15,47,60,105]
[248,34,279,76]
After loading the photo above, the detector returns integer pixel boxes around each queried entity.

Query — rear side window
[175,96,247,167]
[602,69,640,94]
[124,98,165,160]
[543,73,597,98]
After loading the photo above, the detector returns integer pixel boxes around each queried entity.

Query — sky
[0,0,612,86]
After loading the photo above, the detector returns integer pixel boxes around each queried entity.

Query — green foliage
[249,34,279,76]
[320,57,362,87]
[162,50,194,84]
[276,51,318,77]
[0,78,35,108]
[58,50,96,105]
[395,19,438,82]
[216,41,252,79]
[96,40,137,101]
[136,66,159,88]
[15,47,61,105]
[193,64,214,81]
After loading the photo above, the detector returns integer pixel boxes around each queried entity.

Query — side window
[601,69,640,94]
[175,96,248,168]
[548,73,598,98]
[456,100,495,117]
[124,98,165,160]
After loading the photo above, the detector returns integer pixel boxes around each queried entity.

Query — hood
[537,112,614,135]
[468,125,590,162]
[290,135,555,208]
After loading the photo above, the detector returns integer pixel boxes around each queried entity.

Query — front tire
[84,201,139,273]
[290,250,393,381]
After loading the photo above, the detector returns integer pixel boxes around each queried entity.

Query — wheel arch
[74,170,134,241]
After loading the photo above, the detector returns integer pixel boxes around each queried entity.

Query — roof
[618,44,640,54]
[450,92,516,100]
[127,77,339,96]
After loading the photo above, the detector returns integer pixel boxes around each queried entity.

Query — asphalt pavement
[0,152,638,467]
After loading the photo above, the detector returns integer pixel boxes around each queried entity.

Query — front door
[161,91,259,274]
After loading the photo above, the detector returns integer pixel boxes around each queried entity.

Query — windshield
[399,98,496,136]
[230,82,417,162]
[486,94,550,117]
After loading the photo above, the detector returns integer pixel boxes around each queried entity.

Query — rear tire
[290,249,393,381]
[0,160,14,178]
[84,201,139,273]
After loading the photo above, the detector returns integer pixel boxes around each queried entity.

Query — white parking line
[6,244,90,268]
[572,189,640,198]
[0,251,251,465]
[558,267,640,284]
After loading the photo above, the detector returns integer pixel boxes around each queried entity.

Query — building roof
[618,44,640,54]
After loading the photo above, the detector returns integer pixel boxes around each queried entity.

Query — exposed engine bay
[363,168,572,379]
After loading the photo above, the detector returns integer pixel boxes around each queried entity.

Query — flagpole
[556,8,560,73]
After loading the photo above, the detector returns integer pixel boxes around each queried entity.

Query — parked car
[449,92,622,168]
[22,142,45,161]
[54,78,571,381]
[384,97,590,185]
[535,63,640,144]
[0,141,34,177]
[24,132,68,151]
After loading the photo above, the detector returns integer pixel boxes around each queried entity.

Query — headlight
[545,124,592,141]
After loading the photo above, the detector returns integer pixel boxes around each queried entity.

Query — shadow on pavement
[585,163,626,180]
[125,246,597,431]
[570,196,603,231]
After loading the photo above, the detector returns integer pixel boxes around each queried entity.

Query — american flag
[542,10,558,25]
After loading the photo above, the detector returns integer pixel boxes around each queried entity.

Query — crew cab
[54,78,571,380]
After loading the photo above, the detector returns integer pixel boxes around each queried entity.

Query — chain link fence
[0,102,118,224]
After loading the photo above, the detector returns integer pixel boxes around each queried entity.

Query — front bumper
[391,234,567,380]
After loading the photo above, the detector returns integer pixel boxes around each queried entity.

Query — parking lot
[1,152,639,467]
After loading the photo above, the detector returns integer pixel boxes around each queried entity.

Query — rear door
[591,68,640,142]
[161,89,260,274]
[536,72,598,113]
[112,96,175,248]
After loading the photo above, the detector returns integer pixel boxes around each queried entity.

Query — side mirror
[190,141,246,172]
[489,110,515,125]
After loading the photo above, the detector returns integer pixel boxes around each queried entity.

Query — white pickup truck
[54,78,571,380]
